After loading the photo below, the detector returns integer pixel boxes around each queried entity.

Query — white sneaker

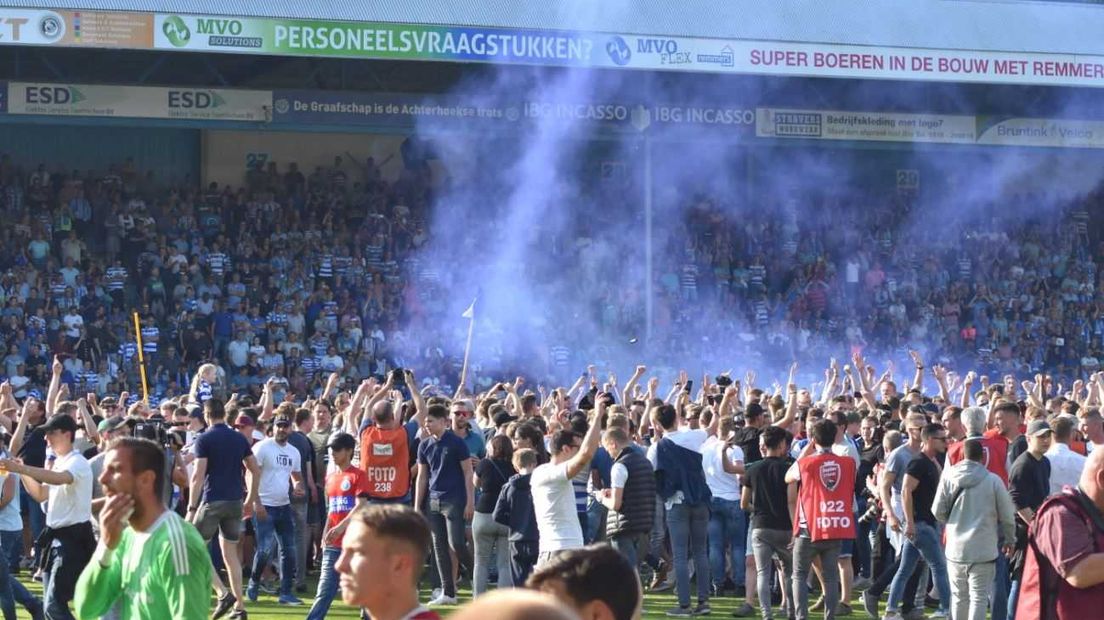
[430,588,442,600]
[427,594,459,606]
[928,611,948,620]
[882,612,902,620]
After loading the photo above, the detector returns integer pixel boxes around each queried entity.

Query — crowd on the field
[0,156,1100,620]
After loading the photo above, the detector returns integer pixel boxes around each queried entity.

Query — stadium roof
[3,0,1103,57]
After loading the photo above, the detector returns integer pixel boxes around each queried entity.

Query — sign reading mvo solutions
[8,82,271,121]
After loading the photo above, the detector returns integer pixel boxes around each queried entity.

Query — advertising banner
[146,13,1104,88]
[7,83,271,121]
[756,108,976,144]
[0,9,152,48]
[975,117,1104,149]
[757,108,1104,149]
[271,90,743,135]
[272,90,525,128]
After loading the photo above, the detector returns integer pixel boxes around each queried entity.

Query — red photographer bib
[795,452,857,542]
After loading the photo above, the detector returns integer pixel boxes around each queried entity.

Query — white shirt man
[1045,416,1087,494]
[252,430,302,508]
[531,403,607,560]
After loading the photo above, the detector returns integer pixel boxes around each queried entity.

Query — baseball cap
[273,415,292,427]
[40,414,77,435]
[327,432,356,452]
[97,417,129,434]
[1027,420,1053,437]
[233,413,255,429]
[493,411,518,427]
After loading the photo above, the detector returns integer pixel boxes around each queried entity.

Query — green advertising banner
[154,14,596,66]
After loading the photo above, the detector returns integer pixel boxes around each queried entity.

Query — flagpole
[455,296,478,399]
[456,315,475,398]
[132,312,149,404]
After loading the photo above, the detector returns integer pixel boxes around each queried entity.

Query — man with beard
[73,438,212,619]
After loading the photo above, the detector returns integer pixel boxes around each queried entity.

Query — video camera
[131,415,186,450]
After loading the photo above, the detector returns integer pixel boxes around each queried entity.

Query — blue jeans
[856,497,872,579]
[586,499,607,544]
[887,522,951,614]
[667,502,711,609]
[306,547,340,620]
[42,546,74,620]
[609,531,648,570]
[1007,579,1020,620]
[0,530,37,620]
[251,504,297,596]
[708,497,746,587]
[992,551,1010,620]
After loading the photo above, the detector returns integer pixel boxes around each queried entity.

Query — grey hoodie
[933,459,1017,564]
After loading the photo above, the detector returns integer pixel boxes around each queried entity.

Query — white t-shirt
[63,313,83,338]
[252,438,301,507]
[46,450,93,529]
[531,462,584,553]
[701,437,744,501]
[0,468,21,532]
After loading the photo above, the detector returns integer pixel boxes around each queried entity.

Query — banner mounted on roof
[2,9,1104,88]
[145,13,1104,88]
[0,9,152,48]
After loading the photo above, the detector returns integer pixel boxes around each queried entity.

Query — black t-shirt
[17,427,47,468]
[1008,435,1028,466]
[475,458,517,514]
[287,431,315,496]
[904,454,940,524]
[733,426,763,464]
[1009,451,1051,512]
[743,456,793,530]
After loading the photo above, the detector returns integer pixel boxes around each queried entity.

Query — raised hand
[932,364,947,382]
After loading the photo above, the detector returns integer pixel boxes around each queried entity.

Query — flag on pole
[461,295,479,320]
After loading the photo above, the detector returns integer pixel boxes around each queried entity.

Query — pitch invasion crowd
[0,353,1100,620]
[0,157,1101,620]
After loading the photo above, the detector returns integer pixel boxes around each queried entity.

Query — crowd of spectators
[0,150,1100,407]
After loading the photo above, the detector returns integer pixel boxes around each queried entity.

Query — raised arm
[709,385,737,437]
[931,364,950,404]
[772,362,799,429]
[258,378,275,422]
[10,397,36,457]
[77,398,100,446]
[566,400,609,479]
[344,379,375,435]
[909,350,924,395]
[853,353,878,411]
[404,370,427,427]
[622,365,645,406]
[46,356,63,416]
[320,371,342,404]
